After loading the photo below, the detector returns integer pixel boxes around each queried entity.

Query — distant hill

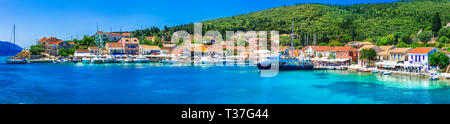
[150,0,450,45]
[0,41,23,57]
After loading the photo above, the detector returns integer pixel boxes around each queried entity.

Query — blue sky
[0,0,402,48]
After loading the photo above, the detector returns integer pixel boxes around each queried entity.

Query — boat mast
[290,21,294,58]
[13,24,15,59]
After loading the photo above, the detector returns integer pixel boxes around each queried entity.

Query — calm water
[1,57,450,104]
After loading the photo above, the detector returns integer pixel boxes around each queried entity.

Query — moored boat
[257,56,314,71]
[382,71,392,75]
[6,59,28,64]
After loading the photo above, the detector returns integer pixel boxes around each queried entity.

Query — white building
[407,47,438,70]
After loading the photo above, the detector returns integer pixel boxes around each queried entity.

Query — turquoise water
[1,57,450,104]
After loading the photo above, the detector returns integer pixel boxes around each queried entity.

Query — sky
[0,0,402,48]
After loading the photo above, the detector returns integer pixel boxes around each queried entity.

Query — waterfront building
[74,49,91,59]
[162,44,177,54]
[408,47,439,70]
[96,31,132,42]
[205,45,224,57]
[389,48,412,61]
[141,45,161,55]
[37,37,48,45]
[357,45,382,67]
[118,38,140,55]
[345,41,373,48]
[330,46,358,62]
[379,45,396,51]
[45,40,75,56]
[376,45,396,61]
[301,46,332,58]
[88,47,99,55]
[105,42,125,56]
[191,44,209,56]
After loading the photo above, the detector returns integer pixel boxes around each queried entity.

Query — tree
[152,36,163,48]
[364,37,374,43]
[417,31,433,42]
[439,36,449,44]
[411,42,426,48]
[143,39,152,45]
[439,27,450,38]
[431,12,442,37]
[429,52,450,70]
[58,48,68,57]
[328,40,342,47]
[318,43,328,46]
[29,45,45,55]
[359,48,377,61]
[396,41,410,48]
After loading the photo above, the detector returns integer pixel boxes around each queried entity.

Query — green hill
[134,0,450,46]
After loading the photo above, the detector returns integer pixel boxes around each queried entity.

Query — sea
[1,57,450,104]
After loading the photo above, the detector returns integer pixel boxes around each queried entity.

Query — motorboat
[6,59,28,64]
[257,56,314,70]
[382,71,392,75]
[371,70,379,74]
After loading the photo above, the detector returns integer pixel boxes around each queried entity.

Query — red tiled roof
[105,43,123,48]
[331,46,357,52]
[292,50,301,56]
[88,47,99,50]
[141,45,161,50]
[68,42,75,45]
[121,33,131,36]
[76,49,90,53]
[97,31,104,34]
[390,48,412,53]
[145,36,154,40]
[105,33,122,36]
[279,46,291,52]
[379,45,395,51]
[37,37,47,42]
[301,46,331,52]
[48,41,63,45]
[46,37,60,43]
[408,47,436,54]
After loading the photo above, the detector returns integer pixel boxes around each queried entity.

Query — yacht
[6,25,28,64]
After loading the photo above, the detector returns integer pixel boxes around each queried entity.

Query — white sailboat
[6,25,28,64]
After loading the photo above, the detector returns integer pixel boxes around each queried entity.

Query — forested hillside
[133,0,450,47]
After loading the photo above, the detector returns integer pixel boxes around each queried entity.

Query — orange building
[331,46,358,61]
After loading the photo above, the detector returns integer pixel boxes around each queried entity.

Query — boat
[337,67,348,70]
[135,56,149,63]
[257,56,314,70]
[91,57,103,64]
[200,57,211,64]
[257,21,314,71]
[29,59,54,63]
[82,57,91,63]
[430,76,439,80]
[6,59,28,64]
[124,57,134,63]
[5,25,28,64]
[382,71,392,75]
[116,58,125,63]
[371,70,379,74]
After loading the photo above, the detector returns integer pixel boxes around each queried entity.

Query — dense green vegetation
[360,48,377,61]
[132,0,450,48]
[429,51,450,69]
[68,35,97,49]
[29,45,45,55]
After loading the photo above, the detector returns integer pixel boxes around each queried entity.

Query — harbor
[2,61,450,104]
